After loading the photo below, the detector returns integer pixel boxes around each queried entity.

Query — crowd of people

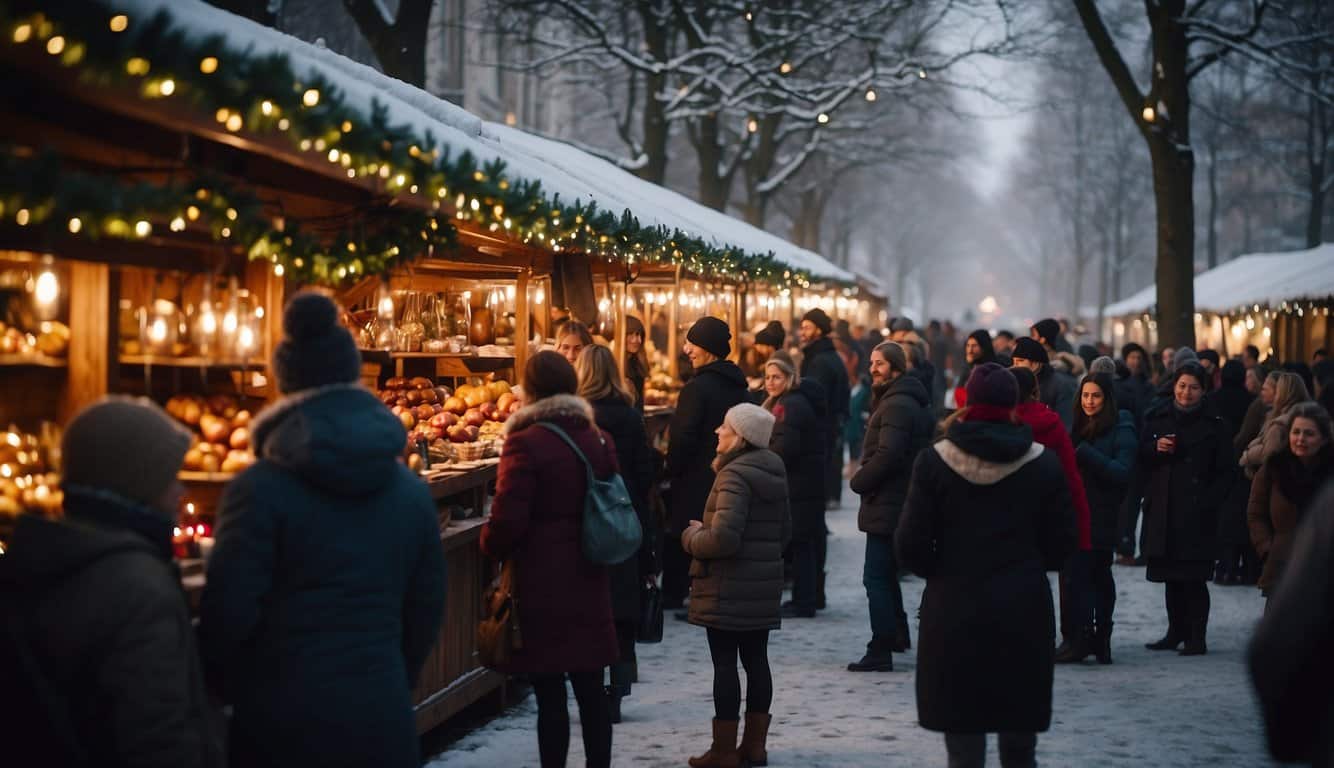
[3,290,1333,767]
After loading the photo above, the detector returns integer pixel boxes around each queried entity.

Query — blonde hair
[576,344,633,405]
[760,357,799,411]
[1273,371,1312,416]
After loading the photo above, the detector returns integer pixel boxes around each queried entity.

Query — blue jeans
[863,534,904,640]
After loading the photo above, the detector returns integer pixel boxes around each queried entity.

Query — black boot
[1179,583,1209,656]
[1094,622,1113,664]
[1055,627,1094,663]
[606,687,623,724]
[780,601,815,618]
[815,571,827,611]
[1147,584,1184,650]
[847,636,894,672]
[893,619,911,652]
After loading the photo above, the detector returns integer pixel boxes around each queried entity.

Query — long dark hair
[1073,373,1118,442]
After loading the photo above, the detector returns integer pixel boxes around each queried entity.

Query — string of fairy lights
[0,0,828,289]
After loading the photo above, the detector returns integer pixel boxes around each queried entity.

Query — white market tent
[115,0,853,284]
[1104,243,1334,317]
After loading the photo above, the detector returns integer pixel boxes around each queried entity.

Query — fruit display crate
[360,349,516,380]
[0,352,68,367]
[119,355,268,369]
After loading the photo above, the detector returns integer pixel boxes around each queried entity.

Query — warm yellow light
[747,118,758,133]
[46,36,65,55]
[220,227,231,238]
[237,325,256,351]
[169,216,186,232]
[134,220,152,237]
[277,117,290,130]
[34,270,59,307]
[185,205,200,221]
[273,263,285,277]
[1142,105,1155,123]
[780,61,793,74]
[109,15,129,33]
[865,88,877,102]
[394,173,406,186]
[149,317,169,343]
[13,23,32,43]
[16,208,30,226]
[917,69,927,79]
[199,56,218,74]
[302,88,320,107]
[67,217,82,234]
[126,57,150,76]
[215,107,230,123]
[816,113,829,124]
[341,120,352,132]
[158,78,175,96]
[327,148,340,163]
[260,100,274,116]
[225,113,243,132]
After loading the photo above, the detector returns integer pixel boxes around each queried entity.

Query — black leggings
[530,671,611,768]
[706,628,772,721]
[1090,549,1116,629]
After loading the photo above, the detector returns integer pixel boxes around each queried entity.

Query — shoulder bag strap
[535,421,600,482]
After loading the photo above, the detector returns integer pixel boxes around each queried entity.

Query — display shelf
[360,349,516,378]
[119,354,268,369]
[0,352,68,368]
[178,470,238,483]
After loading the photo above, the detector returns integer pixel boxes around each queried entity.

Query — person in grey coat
[683,404,791,768]
[847,341,933,671]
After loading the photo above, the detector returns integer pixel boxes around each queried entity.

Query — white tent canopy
[114,0,853,283]
[1104,243,1334,317]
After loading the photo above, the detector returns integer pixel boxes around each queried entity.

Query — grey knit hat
[1172,346,1199,372]
[724,403,775,448]
[62,396,192,508]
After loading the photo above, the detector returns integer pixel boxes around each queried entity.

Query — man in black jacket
[799,308,849,611]
[847,341,934,671]
[1013,336,1076,429]
[663,316,749,609]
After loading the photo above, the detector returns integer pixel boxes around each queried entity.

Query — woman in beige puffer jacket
[682,403,791,768]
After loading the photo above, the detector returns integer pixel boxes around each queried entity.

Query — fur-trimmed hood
[1050,351,1086,377]
[504,393,595,436]
[249,382,408,496]
[934,439,1044,486]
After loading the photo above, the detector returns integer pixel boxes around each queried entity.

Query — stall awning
[1103,243,1334,317]
[108,0,852,284]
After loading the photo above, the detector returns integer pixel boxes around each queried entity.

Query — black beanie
[273,291,363,394]
[1012,337,1049,365]
[803,308,832,336]
[754,321,784,348]
[687,316,732,359]
[1032,318,1061,347]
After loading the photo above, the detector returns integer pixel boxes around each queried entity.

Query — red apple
[463,408,486,427]
[447,424,470,443]
[464,425,480,441]
[479,402,498,419]
[429,412,456,429]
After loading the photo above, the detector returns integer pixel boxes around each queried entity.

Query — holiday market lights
[0,0,835,289]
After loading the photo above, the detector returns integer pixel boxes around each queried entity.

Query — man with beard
[847,341,934,671]
[799,308,849,610]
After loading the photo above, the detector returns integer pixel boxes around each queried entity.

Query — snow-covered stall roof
[110,0,852,284]
[1103,243,1334,317]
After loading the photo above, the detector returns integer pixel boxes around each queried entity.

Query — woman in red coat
[1010,366,1094,663]
[481,351,620,768]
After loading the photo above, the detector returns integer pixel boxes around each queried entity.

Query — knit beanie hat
[687,316,732,359]
[803,308,832,336]
[1197,349,1220,367]
[890,317,914,333]
[874,341,907,374]
[62,396,192,509]
[724,402,775,448]
[273,291,362,394]
[1032,318,1061,347]
[1172,346,1199,372]
[1012,337,1049,365]
[1089,355,1116,375]
[754,320,785,348]
[965,363,1020,409]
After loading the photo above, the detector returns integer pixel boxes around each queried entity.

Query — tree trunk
[1306,84,1328,248]
[694,114,731,211]
[1112,179,1125,301]
[1072,99,1087,319]
[343,0,433,87]
[1207,140,1219,268]
[635,0,670,185]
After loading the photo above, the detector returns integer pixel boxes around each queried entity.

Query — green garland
[0,0,825,288]
[0,149,456,285]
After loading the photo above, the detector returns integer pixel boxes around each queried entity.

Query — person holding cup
[1139,362,1235,655]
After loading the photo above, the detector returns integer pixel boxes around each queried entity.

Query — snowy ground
[428,484,1277,767]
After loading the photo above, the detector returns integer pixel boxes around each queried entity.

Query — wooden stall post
[59,262,113,423]
[729,285,742,360]
[668,265,681,379]
[615,280,629,374]
[515,268,530,375]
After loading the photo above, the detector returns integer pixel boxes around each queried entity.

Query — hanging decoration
[0,0,831,288]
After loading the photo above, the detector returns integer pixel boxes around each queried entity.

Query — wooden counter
[412,464,507,733]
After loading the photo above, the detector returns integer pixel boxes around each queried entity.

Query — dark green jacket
[200,384,445,768]
[683,447,791,632]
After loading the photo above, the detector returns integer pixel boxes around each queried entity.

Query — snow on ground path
[429,484,1277,767]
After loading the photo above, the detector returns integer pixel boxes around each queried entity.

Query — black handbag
[637,579,664,643]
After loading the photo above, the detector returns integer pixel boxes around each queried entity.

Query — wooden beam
[514,269,530,376]
[59,262,114,422]
[668,265,681,379]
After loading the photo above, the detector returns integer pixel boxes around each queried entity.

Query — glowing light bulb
[34,269,59,307]
[134,220,152,237]
[67,217,82,234]
[534,288,545,305]
[237,324,256,351]
[200,56,219,74]
[200,308,217,335]
[302,88,320,107]
[149,317,169,343]
[273,263,285,277]
[747,118,758,133]
[109,15,128,32]
[1142,105,1155,123]
[222,310,239,334]
[817,113,829,124]
[159,78,175,96]
[865,88,877,102]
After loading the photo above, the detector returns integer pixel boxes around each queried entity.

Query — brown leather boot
[738,712,771,767]
[688,719,740,768]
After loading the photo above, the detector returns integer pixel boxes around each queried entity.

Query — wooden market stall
[1103,243,1334,361]
[1,0,863,742]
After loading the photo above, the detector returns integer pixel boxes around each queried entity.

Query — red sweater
[1015,401,1092,550]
